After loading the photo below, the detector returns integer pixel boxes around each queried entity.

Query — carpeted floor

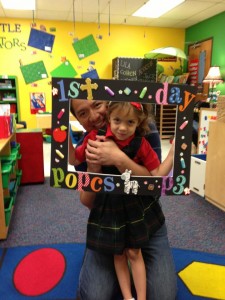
[0,178,225,299]
[0,243,225,300]
[0,178,224,255]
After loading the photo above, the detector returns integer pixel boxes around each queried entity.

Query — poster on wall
[30,92,46,114]
[72,34,99,60]
[20,61,48,84]
[188,58,199,86]
[50,60,78,78]
[50,77,197,196]
[28,28,55,53]
[81,69,99,79]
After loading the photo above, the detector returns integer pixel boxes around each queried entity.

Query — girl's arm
[150,141,174,176]
[68,134,83,166]
[68,135,76,165]
[69,131,95,166]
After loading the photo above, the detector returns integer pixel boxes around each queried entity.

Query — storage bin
[9,179,17,204]
[1,156,16,173]
[43,134,51,143]
[11,142,20,154]
[1,163,12,189]
[9,170,22,204]
[190,154,207,197]
[16,169,22,186]
[4,196,13,226]
[0,145,21,174]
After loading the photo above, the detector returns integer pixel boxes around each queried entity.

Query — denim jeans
[78,222,177,300]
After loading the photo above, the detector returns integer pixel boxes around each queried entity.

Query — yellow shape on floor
[178,261,225,299]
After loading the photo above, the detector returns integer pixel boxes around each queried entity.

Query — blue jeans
[78,222,177,300]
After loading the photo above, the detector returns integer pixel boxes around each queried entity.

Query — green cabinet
[0,75,20,122]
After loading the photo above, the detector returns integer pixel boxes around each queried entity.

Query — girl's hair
[107,101,154,136]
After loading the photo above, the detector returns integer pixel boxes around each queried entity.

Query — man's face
[71,100,108,132]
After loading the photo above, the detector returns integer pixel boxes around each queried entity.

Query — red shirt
[75,125,160,171]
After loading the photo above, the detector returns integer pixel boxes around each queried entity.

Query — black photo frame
[50,77,196,196]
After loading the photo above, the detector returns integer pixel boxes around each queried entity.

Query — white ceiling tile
[0,0,225,28]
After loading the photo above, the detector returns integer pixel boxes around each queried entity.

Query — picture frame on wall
[30,92,46,114]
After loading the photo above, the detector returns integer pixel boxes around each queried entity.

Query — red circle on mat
[13,248,66,296]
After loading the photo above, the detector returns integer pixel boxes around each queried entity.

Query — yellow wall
[1,18,185,128]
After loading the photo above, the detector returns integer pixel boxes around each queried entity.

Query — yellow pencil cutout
[139,86,147,99]
[56,149,64,159]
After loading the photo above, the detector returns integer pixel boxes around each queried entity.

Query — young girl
[76,101,174,300]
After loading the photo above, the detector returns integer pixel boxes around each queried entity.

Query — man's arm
[80,162,102,209]
[68,135,76,165]
[85,138,150,176]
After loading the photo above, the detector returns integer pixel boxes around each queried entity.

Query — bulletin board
[197,108,217,154]
[188,38,213,100]
[112,57,157,82]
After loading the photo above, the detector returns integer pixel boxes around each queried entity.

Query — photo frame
[50,77,196,196]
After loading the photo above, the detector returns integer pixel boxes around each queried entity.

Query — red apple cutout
[53,125,67,143]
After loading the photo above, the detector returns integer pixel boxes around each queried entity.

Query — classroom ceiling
[1,0,225,29]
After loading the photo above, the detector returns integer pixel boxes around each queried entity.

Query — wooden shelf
[205,121,225,212]
[155,105,176,139]
[0,75,20,123]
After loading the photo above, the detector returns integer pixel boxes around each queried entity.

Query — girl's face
[109,106,139,140]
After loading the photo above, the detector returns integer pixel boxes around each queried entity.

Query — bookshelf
[155,105,177,139]
[0,75,20,123]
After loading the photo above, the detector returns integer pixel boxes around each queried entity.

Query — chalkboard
[112,57,157,82]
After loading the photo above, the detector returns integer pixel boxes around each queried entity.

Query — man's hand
[85,137,121,166]
[86,136,150,176]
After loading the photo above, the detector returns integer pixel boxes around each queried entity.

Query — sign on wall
[50,77,196,196]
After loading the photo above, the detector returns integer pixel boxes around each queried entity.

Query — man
[70,99,177,300]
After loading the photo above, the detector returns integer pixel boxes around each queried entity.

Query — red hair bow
[130,102,143,111]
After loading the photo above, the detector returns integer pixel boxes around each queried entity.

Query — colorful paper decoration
[28,28,55,53]
[72,34,99,60]
[20,61,48,84]
[50,60,78,78]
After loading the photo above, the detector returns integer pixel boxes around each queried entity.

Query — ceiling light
[0,0,36,10]
[133,0,185,18]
